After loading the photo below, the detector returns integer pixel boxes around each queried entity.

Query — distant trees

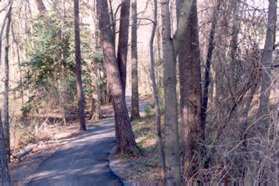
[74,0,87,131]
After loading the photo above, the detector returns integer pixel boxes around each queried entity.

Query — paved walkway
[27,119,122,186]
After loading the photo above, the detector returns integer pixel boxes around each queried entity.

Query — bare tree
[2,1,12,161]
[178,0,203,180]
[160,0,181,184]
[149,0,166,182]
[96,0,138,154]
[257,0,277,126]
[200,0,221,148]
[74,0,87,131]
[130,0,140,120]
[0,4,11,185]
[116,0,130,93]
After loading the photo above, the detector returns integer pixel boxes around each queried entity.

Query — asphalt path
[27,118,122,186]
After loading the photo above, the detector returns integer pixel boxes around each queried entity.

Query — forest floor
[10,97,155,186]
[11,118,122,186]
[109,114,163,185]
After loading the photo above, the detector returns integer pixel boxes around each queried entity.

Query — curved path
[27,118,122,186]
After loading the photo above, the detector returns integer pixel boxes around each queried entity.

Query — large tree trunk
[96,0,138,154]
[74,0,87,131]
[160,0,181,185]
[116,0,130,93]
[257,0,277,126]
[149,0,166,182]
[130,0,140,120]
[178,0,202,181]
[2,4,12,162]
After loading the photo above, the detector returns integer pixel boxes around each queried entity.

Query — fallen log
[13,144,37,160]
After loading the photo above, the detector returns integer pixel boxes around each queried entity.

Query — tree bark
[116,0,130,93]
[257,0,277,126]
[178,0,203,180]
[2,4,12,162]
[160,0,181,185]
[130,0,140,120]
[96,0,138,154]
[34,0,47,14]
[74,0,87,131]
[200,0,221,148]
[150,0,166,183]
[0,113,10,186]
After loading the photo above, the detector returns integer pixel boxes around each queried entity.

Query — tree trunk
[200,0,220,150]
[150,0,167,183]
[34,0,47,14]
[178,0,202,180]
[74,0,87,131]
[130,0,140,120]
[230,0,241,91]
[2,4,12,162]
[160,0,181,185]
[0,113,10,186]
[257,0,277,126]
[116,0,130,93]
[96,0,138,155]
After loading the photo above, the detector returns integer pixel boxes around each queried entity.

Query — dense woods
[1,0,279,185]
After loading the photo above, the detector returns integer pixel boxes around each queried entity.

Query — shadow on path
[27,118,122,186]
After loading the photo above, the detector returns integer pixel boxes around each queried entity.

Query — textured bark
[230,0,241,91]
[258,0,277,126]
[178,0,202,180]
[150,0,166,182]
[200,0,220,146]
[130,0,140,120]
[96,0,138,154]
[74,0,87,131]
[160,0,181,185]
[2,5,12,162]
[0,113,10,186]
[0,5,11,186]
[34,0,46,14]
[116,0,130,93]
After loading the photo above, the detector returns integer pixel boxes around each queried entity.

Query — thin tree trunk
[230,0,241,91]
[74,0,87,131]
[178,0,202,181]
[130,0,140,120]
[257,0,277,126]
[150,0,166,183]
[2,4,12,162]
[116,0,130,93]
[96,0,138,154]
[160,0,181,184]
[200,0,221,148]
[0,4,11,186]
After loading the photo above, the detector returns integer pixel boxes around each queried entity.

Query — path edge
[109,146,134,186]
